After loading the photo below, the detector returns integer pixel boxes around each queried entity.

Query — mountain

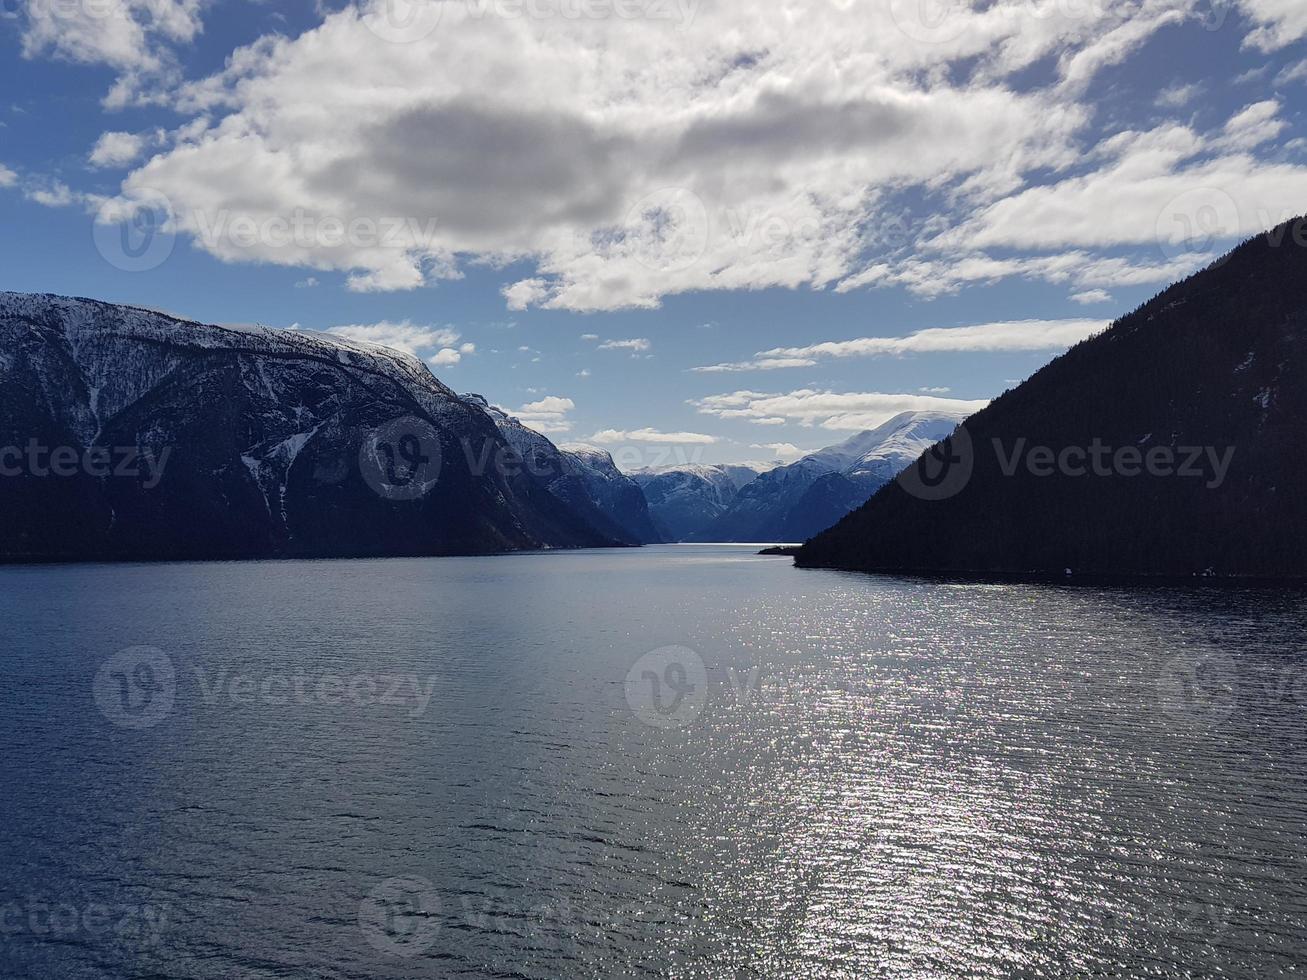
[631,463,764,541]
[797,219,1307,579]
[0,292,619,562]
[688,412,968,542]
[464,395,662,545]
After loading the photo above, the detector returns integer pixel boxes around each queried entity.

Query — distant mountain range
[0,293,621,561]
[660,412,968,543]
[798,218,1307,579]
[464,394,663,545]
[630,463,765,541]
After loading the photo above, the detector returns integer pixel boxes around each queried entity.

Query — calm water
[0,545,1304,978]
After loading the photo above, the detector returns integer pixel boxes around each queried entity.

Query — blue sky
[2,0,1306,466]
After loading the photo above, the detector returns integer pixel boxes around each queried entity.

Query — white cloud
[693,319,1106,372]
[90,131,147,168]
[25,181,79,208]
[1218,100,1285,151]
[1155,82,1203,108]
[41,0,1299,311]
[1071,288,1113,304]
[20,0,205,105]
[694,389,989,431]
[325,320,461,356]
[0,165,16,188]
[590,428,718,445]
[428,348,464,366]
[521,396,576,415]
[597,338,651,352]
[1240,0,1307,51]
[752,442,804,462]
[923,106,1307,289]
[515,395,576,434]
[579,334,599,341]
[97,0,1203,311]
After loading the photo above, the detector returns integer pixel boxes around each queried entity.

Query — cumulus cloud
[90,132,147,168]
[0,165,16,188]
[1071,289,1114,305]
[515,395,576,434]
[325,320,461,356]
[19,0,205,106]
[752,442,804,462]
[89,0,1221,311]
[693,319,1106,372]
[590,428,718,445]
[29,0,1298,309]
[694,389,990,431]
[1240,0,1307,51]
[597,338,651,352]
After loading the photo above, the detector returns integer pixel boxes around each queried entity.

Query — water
[0,545,1304,978]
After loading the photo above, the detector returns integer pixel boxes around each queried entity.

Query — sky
[2,0,1306,468]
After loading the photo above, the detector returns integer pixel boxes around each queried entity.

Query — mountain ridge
[797,218,1307,579]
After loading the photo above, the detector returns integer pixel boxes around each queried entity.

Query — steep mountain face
[631,463,763,541]
[465,395,662,545]
[690,412,968,542]
[0,293,617,562]
[798,219,1307,578]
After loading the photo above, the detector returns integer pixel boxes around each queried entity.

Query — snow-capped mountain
[464,395,662,544]
[631,463,765,541]
[690,412,969,543]
[0,292,619,561]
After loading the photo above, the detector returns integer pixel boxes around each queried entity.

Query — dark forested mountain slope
[0,293,617,562]
[797,219,1307,579]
